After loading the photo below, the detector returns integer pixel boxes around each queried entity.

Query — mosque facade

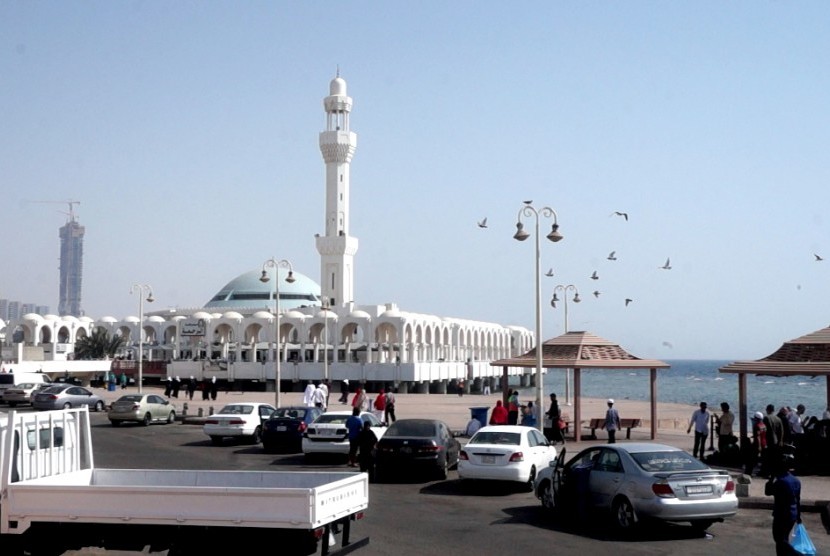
[1,76,534,394]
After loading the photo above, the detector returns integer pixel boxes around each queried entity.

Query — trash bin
[469,407,489,429]
[107,383,117,392]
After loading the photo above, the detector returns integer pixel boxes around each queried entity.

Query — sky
[1,2,829,361]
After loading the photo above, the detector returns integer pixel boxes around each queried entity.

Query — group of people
[162,376,219,401]
[302,380,331,410]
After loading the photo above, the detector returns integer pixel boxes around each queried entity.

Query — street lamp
[130,284,154,394]
[514,202,563,432]
[259,258,295,408]
[551,284,580,405]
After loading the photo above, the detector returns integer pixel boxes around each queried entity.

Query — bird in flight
[477,217,488,228]
[545,268,554,277]
[593,290,601,298]
[590,271,599,280]
[815,253,824,261]
[523,200,533,205]
[607,251,617,261]
[660,258,672,270]
[662,341,673,349]
[612,211,629,221]
[625,298,633,306]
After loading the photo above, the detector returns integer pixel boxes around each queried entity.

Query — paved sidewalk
[97,385,830,516]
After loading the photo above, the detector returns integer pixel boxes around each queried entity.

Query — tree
[73,328,125,360]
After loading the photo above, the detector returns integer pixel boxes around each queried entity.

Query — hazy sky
[2,2,828,360]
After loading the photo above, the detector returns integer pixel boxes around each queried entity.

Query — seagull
[625,298,633,306]
[660,258,672,270]
[523,200,533,205]
[607,251,617,261]
[612,211,629,221]
[545,268,554,277]
[593,290,601,298]
[477,217,488,228]
[662,341,673,349]
[590,271,599,280]
[815,253,824,261]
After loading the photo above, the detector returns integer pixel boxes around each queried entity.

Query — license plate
[482,455,496,464]
[685,485,713,495]
[323,429,338,436]
[276,426,287,432]
[400,447,412,454]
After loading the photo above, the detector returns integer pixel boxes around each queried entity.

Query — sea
[535,359,827,416]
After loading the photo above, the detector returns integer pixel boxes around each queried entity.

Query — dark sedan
[375,418,461,480]
[262,406,323,453]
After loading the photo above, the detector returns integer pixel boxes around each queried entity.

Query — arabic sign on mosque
[180,319,206,336]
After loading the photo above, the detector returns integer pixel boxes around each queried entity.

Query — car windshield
[219,405,254,415]
[631,450,709,472]
[117,395,143,403]
[386,421,436,437]
[469,431,520,445]
[314,414,350,425]
[273,408,306,419]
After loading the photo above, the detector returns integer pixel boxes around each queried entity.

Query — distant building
[7,301,20,321]
[0,299,7,321]
[58,214,85,316]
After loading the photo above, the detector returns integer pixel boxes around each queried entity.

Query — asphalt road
[75,414,830,556]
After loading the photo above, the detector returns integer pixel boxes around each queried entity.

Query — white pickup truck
[0,407,369,555]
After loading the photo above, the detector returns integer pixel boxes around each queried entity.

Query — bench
[586,418,642,440]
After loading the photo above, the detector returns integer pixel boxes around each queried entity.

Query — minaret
[316,73,358,307]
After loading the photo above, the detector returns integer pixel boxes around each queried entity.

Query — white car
[457,425,557,490]
[1,382,49,407]
[203,402,276,445]
[302,410,388,458]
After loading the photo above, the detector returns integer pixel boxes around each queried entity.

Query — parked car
[302,410,388,459]
[457,425,556,490]
[533,443,738,532]
[108,394,177,426]
[32,385,106,412]
[262,406,323,453]
[375,418,461,480]
[1,382,49,407]
[203,402,276,445]
[0,371,52,401]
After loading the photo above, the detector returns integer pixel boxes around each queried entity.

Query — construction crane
[27,199,81,222]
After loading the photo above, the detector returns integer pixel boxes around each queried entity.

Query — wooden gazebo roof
[491,331,670,441]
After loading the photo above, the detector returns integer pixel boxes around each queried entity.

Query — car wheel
[690,519,716,532]
[612,496,637,531]
[95,401,105,412]
[210,436,223,446]
[250,426,262,444]
[63,402,72,409]
[166,411,176,424]
[436,457,449,480]
[142,413,152,426]
[110,420,121,427]
[525,466,537,492]
[538,479,556,513]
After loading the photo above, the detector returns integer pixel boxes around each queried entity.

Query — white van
[0,371,53,402]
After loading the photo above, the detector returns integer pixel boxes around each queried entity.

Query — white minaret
[316,73,358,307]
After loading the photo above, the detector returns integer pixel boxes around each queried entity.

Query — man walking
[507,390,520,425]
[687,402,711,461]
[339,379,350,404]
[765,454,801,555]
[384,388,397,423]
[605,399,621,444]
[346,408,363,468]
[763,404,784,477]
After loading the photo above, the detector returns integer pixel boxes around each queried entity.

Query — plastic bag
[790,522,817,555]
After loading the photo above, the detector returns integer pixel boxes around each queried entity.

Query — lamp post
[551,284,580,406]
[514,202,563,432]
[130,284,154,394]
[259,258,295,408]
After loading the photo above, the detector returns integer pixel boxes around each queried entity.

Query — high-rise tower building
[316,74,358,307]
[58,210,85,316]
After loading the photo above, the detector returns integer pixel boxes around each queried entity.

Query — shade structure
[719,325,830,442]
[491,331,670,441]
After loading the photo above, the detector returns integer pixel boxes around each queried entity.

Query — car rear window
[469,431,520,445]
[386,421,436,437]
[117,395,143,402]
[274,408,306,418]
[314,414,350,424]
[219,405,254,415]
[631,451,709,472]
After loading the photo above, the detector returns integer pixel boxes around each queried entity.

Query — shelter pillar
[649,368,657,440]
[397,381,410,394]
[473,377,482,393]
[573,369,582,442]
[519,374,529,387]
[434,379,448,394]
[415,381,429,394]
[738,373,748,441]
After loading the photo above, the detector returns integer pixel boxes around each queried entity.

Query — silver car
[534,443,738,532]
[32,384,106,412]
[108,394,177,426]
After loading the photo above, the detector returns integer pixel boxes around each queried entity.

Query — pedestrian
[373,389,386,421]
[687,402,710,461]
[357,421,379,481]
[119,372,127,389]
[346,407,363,467]
[483,380,491,396]
[507,390,520,425]
[312,383,327,410]
[320,379,330,407]
[520,401,537,427]
[764,404,784,477]
[457,379,465,397]
[201,379,210,400]
[384,388,397,423]
[187,375,196,400]
[210,376,218,401]
[716,402,735,457]
[545,393,565,445]
[764,454,801,555]
[489,400,508,425]
[303,381,316,408]
[605,399,621,444]
[164,377,172,397]
[172,376,181,398]
[352,387,367,412]
[339,379,350,404]
[746,412,768,476]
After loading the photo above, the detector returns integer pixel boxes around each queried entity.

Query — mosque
[1,76,534,394]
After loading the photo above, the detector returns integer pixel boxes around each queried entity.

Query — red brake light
[459,450,469,461]
[725,479,735,492]
[418,445,442,453]
[228,419,245,425]
[509,452,524,462]
[131,404,140,410]
[205,419,219,425]
[652,482,676,498]
[298,422,307,433]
